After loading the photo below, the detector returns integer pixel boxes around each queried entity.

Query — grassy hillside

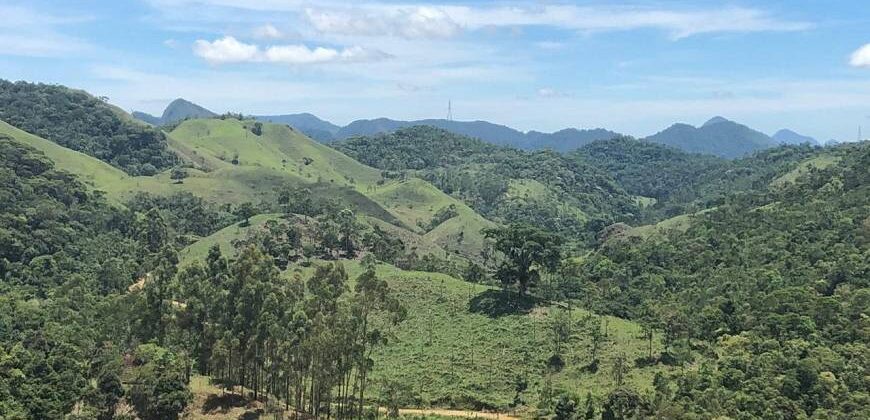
[2,116,495,261]
[168,119,494,258]
[179,222,672,411]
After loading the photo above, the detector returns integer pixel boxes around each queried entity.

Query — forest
[0,81,867,420]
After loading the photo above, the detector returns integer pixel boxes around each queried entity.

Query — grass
[627,207,716,239]
[4,117,496,260]
[771,154,841,187]
[178,213,284,264]
[180,216,672,412]
[285,260,671,412]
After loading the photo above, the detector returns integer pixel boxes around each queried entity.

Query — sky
[1,0,869,141]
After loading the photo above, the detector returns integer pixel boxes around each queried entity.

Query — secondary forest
[0,80,867,420]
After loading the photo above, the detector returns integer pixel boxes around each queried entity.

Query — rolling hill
[334,126,638,239]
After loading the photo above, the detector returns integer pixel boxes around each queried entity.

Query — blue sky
[1,0,869,141]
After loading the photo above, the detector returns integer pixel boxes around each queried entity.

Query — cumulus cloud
[850,44,870,68]
[193,36,260,64]
[192,36,390,65]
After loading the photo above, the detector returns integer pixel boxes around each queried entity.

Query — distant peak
[703,116,731,127]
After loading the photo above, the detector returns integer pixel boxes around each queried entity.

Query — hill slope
[645,116,778,158]
[574,137,828,222]
[0,79,177,175]
[579,140,870,418]
[334,126,637,239]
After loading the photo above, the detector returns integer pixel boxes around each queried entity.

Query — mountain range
[134,99,821,158]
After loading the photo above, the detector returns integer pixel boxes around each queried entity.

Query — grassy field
[356,262,669,411]
[180,220,672,412]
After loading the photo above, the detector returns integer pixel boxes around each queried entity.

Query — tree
[137,208,169,253]
[612,353,629,387]
[554,394,578,420]
[92,368,124,420]
[483,223,563,295]
[170,167,187,183]
[335,208,361,256]
[601,388,647,420]
[129,345,191,420]
[235,202,256,226]
[352,266,406,417]
[251,122,263,136]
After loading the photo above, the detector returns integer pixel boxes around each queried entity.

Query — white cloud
[253,23,283,39]
[850,43,870,68]
[296,4,809,40]
[192,36,390,65]
[193,36,260,64]
[304,6,461,39]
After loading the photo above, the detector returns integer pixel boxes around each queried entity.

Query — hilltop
[644,116,778,158]
[132,98,217,126]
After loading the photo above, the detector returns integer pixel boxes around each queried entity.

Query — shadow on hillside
[468,289,537,318]
[202,393,248,414]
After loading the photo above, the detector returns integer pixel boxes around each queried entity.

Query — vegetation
[574,137,825,223]
[566,141,870,418]
[0,80,177,175]
[1,80,868,420]
[335,126,637,240]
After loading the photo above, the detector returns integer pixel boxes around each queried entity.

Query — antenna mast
[447,100,453,121]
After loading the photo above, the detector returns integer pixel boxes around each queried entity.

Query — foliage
[569,141,870,418]
[335,126,637,239]
[0,80,177,175]
[483,223,563,295]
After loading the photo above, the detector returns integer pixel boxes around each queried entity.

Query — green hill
[571,140,870,418]
[0,79,177,175]
[166,118,494,258]
[176,222,672,410]
[334,126,637,240]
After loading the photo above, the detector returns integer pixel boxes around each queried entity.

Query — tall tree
[483,223,563,295]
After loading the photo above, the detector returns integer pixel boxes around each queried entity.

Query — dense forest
[0,80,177,175]
[334,126,637,239]
[573,138,825,222]
[560,141,870,418]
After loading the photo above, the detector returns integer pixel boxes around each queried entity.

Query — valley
[1,79,867,420]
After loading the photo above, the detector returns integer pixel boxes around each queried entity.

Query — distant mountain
[131,111,162,126]
[336,117,621,151]
[773,129,818,145]
[255,113,341,142]
[645,116,778,158]
[133,98,216,126]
